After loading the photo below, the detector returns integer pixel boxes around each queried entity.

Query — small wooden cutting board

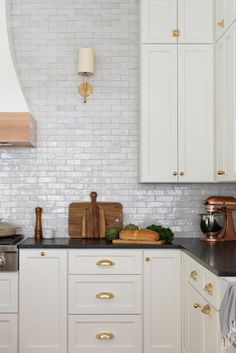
[112,239,166,245]
[69,192,123,238]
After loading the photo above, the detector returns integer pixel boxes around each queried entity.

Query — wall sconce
[77,48,95,103]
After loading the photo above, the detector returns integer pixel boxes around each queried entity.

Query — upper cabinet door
[216,23,236,181]
[141,0,177,43]
[178,0,213,43]
[216,0,236,41]
[178,45,214,182]
[140,45,178,182]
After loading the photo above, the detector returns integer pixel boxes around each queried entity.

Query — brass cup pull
[41,251,46,257]
[190,270,198,280]
[96,259,115,267]
[180,172,184,176]
[145,256,150,262]
[204,283,214,295]
[96,332,115,340]
[172,29,180,37]
[96,291,114,299]
[194,303,201,309]
[173,171,178,176]
[217,170,225,176]
[217,19,225,28]
[202,304,211,315]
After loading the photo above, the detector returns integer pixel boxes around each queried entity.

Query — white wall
[0,0,235,238]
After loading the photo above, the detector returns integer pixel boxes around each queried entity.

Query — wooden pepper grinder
[35,207,42,240]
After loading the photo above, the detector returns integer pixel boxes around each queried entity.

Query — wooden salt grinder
[35,207,42,240]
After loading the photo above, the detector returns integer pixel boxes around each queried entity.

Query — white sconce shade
[78,48,94,75]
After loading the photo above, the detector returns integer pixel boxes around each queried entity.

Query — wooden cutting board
[69,192,123,238]
[112,239,166,245]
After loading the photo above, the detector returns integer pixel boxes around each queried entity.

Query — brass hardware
[96,291,114,299]
[96,332,115,340]
[217,19,225,28]
[194,303,201,309]
[172,29,180,37]
[217,170,225,176]
[173,171,178,176]
[78,75,93,103]
[204,283,214,295]
[202,304,211,315]
[41,251,46,257]
[96,259,115,267]
[145,256,150,262]
[180,172,184,176]
[190,270,198,280]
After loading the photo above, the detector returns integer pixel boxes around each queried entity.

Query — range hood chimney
[0,0,36,147]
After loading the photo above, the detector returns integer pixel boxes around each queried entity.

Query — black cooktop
[0,235,24,245]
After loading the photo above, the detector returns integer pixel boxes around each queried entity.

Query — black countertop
[18,237,236,277]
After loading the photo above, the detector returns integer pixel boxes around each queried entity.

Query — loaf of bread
[119,229,160,241]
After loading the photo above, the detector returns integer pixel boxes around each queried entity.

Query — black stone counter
[18,237,236,277]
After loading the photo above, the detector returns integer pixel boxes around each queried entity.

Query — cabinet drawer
[69,315,142,353]
[183,253,221,309]
[0,314,17,353]
[69,275,142,314]
[0,273,18,312]
[69,250,142,274]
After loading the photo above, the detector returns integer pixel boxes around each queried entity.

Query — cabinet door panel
[216,23,236,181]
[141,0,177,43]
[144,250,181,353]
[178,0,213,43]
[140,45,178,182]
[216,0,227,40]
[0,273,17,312]
[19,250,67,353]
[178,45,214,182]
[0,314,17,353]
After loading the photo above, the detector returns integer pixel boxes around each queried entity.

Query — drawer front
[185,256,204,293]
[0,314,17,353]
[202,269,220,310]
[69,275,142,314]
[68,315,142,353]
[69,250,142,274]
[0,273,18,312]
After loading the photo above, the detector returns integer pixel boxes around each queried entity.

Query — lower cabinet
[143,250,181,353]
[0,273,18,353]
[182,253,221,353]
[19,249,67,353]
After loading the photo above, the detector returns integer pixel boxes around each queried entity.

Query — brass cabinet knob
[180,172,184,176]
[172,29,180,37]
[145,256,150,262]
[217,19,225,28]
[173,171,178,176]
[96,332,115,340]
[204,283,214,295]
[96,292,114,299]
[201,304,211,315]
[217,170,225,176]
[194,303,201,309]
[190,270,198,280]
[96,259,114,266]
[41,251,46,257]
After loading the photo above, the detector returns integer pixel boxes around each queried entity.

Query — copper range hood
[0,0,36,147]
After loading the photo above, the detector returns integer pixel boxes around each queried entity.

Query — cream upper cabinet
[141,0,213,44]
[144,250,181,353]
[216,22,236,181]
[216,0,236,41]
[140,44,214,183]
[141,0,177,43]
[178,0,213,44]
[140,45,178,183]
[178,45,214,182]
